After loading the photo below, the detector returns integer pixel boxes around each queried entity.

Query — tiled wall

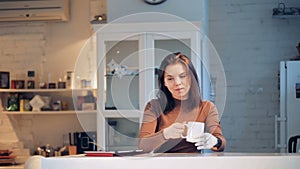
[0,23,47,81]
[0,22,47,162]
[0,0,97,156]
[209,0,300,152]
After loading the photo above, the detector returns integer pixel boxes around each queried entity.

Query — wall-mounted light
[90,14,107,24]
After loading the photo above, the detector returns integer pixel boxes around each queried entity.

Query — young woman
[138,52,226,153]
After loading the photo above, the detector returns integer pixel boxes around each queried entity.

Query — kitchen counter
[27,153,299,169]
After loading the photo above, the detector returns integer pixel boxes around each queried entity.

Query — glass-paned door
[98,34,142,111]
[145,32,201,100]
[97,33,144,151]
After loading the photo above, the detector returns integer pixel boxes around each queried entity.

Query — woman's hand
[163,122,185,139]
[194,133,218,150]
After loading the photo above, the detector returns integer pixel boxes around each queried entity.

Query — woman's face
[164,63,191,100]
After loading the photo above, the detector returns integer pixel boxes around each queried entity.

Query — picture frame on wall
[0,71,9,89]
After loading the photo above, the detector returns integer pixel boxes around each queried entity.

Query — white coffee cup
[181,122,205,143]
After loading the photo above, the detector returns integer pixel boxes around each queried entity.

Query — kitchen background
[0,0,299,157]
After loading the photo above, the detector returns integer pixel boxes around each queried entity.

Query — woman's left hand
[194,133,218,150]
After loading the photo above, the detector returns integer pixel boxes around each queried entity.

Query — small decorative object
[66,71,74,89]
[107,59,119,74]
[29,95,45,112]
[27,80,35,89]
[52,100,61,111]
[27,70,35,89]
[58,81,66,89]
[24,100,31,111]
[114,65,128,78]
[11,80,25,89]
[76,91,96,110]
[82,91,96,110]
[20,99,31,112]
[41,96,52,111]
[273,3,286,16]
[107,59,128,78]
[0,71,9,89]
[273,3,300,17]
[61,101,68,110]
[6,93,19,111]
[39,82,47,89]
[48,83,56,89]
[76,96,85,110]
[82,103,95,110]
[81,79,92,88]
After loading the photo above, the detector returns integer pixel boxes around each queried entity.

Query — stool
[288,135,300,153]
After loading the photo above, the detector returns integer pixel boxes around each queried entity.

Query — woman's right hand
[163,122,185,139]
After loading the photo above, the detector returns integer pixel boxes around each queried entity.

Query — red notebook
[84,151,115,157]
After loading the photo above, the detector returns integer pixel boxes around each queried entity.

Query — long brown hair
[157,52,202,114]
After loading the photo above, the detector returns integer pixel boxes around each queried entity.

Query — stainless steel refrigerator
[275,60,300,153]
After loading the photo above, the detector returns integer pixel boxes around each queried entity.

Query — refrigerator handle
[275,114,287,151]
[275,115,278,150]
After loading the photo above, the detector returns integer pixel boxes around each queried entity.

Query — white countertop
[26,153,300,169]
[0,165,23,169]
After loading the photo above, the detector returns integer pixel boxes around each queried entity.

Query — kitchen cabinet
[93,21,207,151]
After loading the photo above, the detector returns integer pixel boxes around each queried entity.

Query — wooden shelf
[0,88,97,115]
[0,88,96,93]
[2,110,97,115]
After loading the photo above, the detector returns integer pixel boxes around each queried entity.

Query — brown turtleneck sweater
[138,99,226,153]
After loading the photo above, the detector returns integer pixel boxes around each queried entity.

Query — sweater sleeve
[204,101,226,151]
[138,101,167,152]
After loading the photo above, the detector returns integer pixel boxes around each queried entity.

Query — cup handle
[180,124,188,138]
